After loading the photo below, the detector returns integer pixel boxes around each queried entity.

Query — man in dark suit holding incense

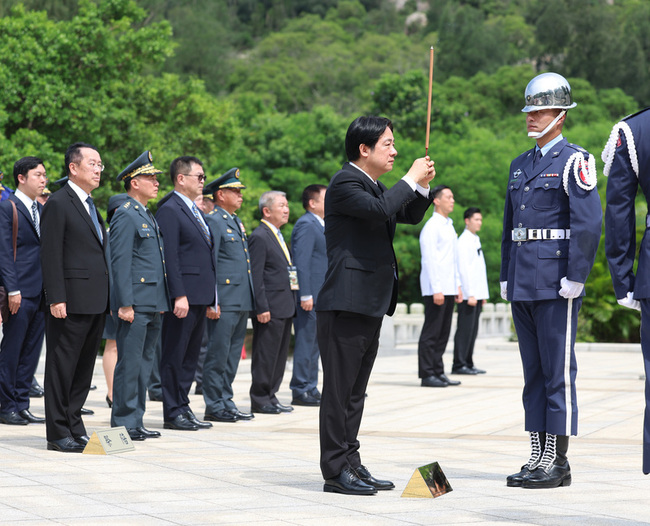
[316,116,435,495]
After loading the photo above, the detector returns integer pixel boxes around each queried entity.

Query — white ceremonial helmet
[522,72,577,113]
[522,72,576,139]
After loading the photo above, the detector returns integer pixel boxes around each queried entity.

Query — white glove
[500,281,508,301]
[617,291,641,311]
[558,277,584,299]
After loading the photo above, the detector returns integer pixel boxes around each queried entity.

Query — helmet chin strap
[528,110,566,139]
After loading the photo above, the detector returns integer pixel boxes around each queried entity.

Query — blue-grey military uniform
[202,206,254,415]
[501,137,602,437]
[110,187,170,429]
[604,107,650,474]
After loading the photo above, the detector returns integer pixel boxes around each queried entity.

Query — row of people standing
[0,145,329,448]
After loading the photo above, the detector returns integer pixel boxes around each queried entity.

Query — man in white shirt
[452,207,488,375]
[418,185,462,388]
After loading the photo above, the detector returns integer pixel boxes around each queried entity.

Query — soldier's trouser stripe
[564,298,573,436]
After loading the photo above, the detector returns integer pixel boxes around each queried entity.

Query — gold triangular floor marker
[401,462,452,498]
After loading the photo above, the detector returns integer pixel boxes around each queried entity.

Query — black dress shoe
[47,436,84,453]
[184,410,213,428]
[522,461,571,488]
[310,389,322,401]
[75,435,90,445]
[421,375,448,388]
[80,407,94,415]
[292,392,320,406]
[324,466,377,495]
[127,428,147,441]
[506,465,534,487]
[89,384,97,390]
[354,465,395,490]
[164,414,199,431]
[18,409,45,423]
[0,411,28,425]
[274,402,294,413]
[135,426,161,438]
[439,374,460,386]
[29,378,45,398]
[106,395,113,408]
[451,365,478,375]
[470,367,486,374]
[229,408,254,420]
[251,403,281,414]
[149,392,163,402]
[204,410,238,423]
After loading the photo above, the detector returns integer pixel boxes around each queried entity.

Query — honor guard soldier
[603,107,650,475]
[500,73,602,488]
[201,168,255,423]
[109,151,170,441]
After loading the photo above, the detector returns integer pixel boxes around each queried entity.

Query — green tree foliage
[1,0,647,342]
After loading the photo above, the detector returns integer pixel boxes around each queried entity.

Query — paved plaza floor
[1,337,649,525]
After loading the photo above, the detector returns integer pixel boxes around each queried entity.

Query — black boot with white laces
[522,434,571,488]
[506,431,545,487]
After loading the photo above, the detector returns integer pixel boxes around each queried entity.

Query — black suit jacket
[0,194,42,298]
[248,221,296,318]
[40,183,109,314]
[316,162,433,317]
[155,192,216,306]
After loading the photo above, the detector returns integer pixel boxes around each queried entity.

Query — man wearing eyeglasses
[41,142,110,453]
[109,152,170,441]
[155,156,217,431]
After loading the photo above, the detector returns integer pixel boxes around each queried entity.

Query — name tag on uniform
[288,265,300,290]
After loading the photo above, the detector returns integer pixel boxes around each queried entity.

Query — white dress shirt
[419,212,460,296]
[457,228,489,300]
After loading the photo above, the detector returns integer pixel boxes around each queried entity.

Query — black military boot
[522,434,571,488]
[506,431,545,487]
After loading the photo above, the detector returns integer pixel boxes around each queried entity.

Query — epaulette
[562,151,597,195]
[123,201,131,209]
[602,120,638,178]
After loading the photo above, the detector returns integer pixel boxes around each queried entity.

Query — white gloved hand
[617,291,641,311]
[558,277,584,299]
[500,281,508,301]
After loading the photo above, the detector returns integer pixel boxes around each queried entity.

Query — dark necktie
[533,149,542,168]
[31,201,40,237]
[192,203,212,246]
[86,196,103,241]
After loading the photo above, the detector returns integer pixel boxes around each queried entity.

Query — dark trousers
[290,305,320,397]
[250,316,292,407]
[160,305,206,421]
[512,298,580,436]
[639,299,650,473]
[44,312,104,441]
[0,295,44,413]
[418,295,455,378]
[147,337,162,399]
[193,326,209,388]
[452,301,483,370]
[111,311,162,428]
[203,310,248,414]
[317,310,382,480]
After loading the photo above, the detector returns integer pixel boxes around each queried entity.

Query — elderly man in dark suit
[290,184,327,407]
[109,152,170,441]
[0,157,48,425]
[316,116,435,495]
[248,191,296,414]
[41,142,110,452]
[201,168,255,423]
[155,156,217,431]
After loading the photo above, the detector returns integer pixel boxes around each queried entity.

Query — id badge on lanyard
[288,265,300,290]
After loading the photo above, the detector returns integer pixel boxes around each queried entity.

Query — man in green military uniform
[110,151,170,441]
[202,168,255,422]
